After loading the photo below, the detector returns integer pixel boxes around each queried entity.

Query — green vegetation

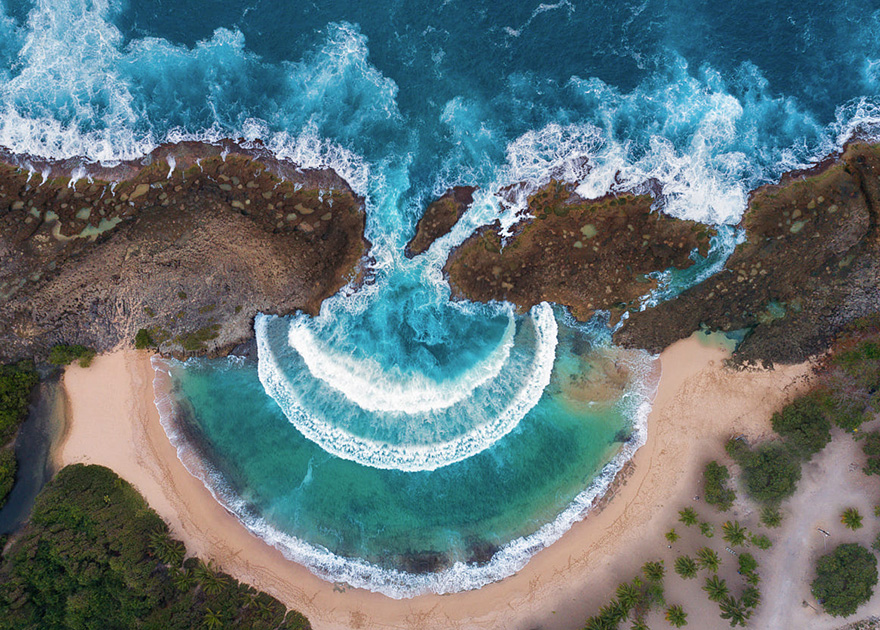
[674,555,698,579]
[703,461,736,511]
[48,344,96,368]
[0,464,311,630]
[0,361,38,509]
[583,570,665,630]
[0,449,16,506]
[702,576,729,602]
[665,528,680,544]
[134,328,156,350]
[733,442,801,503]
[177,291,188,299]
[840,507,864,530]
[699,522,714,538]
[738,553,760,586]
[749,533,772,550]
[760,505,783,528]
[770,394,831,458]
[861,431,880,476]
[696,547,720,573]
[678,507,698,526]
[721,520,748,546]
[811,543,878,617]
[0,361,38,445]
[175,324,221,352]
[665,604,688,627]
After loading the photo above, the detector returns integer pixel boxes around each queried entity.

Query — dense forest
[0,464,310,630]
[0,361,39,508]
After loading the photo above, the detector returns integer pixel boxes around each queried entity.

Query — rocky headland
[445,142,880,365]
[0,141,367,363]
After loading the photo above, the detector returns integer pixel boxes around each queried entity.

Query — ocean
[2,0,879,597]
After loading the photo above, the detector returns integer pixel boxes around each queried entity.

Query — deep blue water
[2,0,879,597]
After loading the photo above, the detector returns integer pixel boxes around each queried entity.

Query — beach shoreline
[58,336,814,630]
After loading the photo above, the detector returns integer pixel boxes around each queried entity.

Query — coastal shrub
[700,522,715,538]
[0,449,16,508]
[703,461,736,511]
[811,543,878,617]
[135,328,156,350]
[0,464,312,630]
[738,553,759,585]
[861,432,880,476]
[48,343,96,368]
[770,394,831,458]
[738,443,801,503]
[0,361,38,445]
[749,534,772,550]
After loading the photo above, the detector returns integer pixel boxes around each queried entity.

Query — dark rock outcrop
[405,186,476,257]
[444,182,713,322]
[614,142,880,364]
[0,142,367,362]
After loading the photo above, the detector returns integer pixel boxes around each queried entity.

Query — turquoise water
[156,312,657,595]
[1,0,878,596]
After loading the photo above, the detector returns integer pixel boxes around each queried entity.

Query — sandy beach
[58,335,816,630]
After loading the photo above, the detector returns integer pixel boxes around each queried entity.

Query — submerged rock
[0,141,367,362]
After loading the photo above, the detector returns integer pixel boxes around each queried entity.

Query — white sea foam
[153,342,659,598]
[287,311,516,413]
[256,303,558,471]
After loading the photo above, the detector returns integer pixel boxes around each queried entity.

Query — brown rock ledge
[0,141,367,362]
[444,181,714,323]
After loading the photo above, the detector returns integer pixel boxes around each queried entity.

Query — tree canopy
[0,464,310,630]
[770,395,831,458]
[738,442,801,503]
[811,543,878,617]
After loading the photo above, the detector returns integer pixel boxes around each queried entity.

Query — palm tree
[721,520,748,546]
[665,604,688,627]
[702,575,729,602]
[583,614,617,630]
[196,561,229,596]
[597,599,627,624]
[203,608,224,630]
[741,585,761,609]
[841,507,864,530]
[616,581,641,612]
[665,528,681,544]
[678,507,699,527]
[674,555,698,579]
[696,547,721,573]
[719,596,749,627]
[760,505,782,528]
[171,567,196,592]
[700,522,714,538]
[630,619,649,630]
[149,529,186,566]
[642,560,665,582]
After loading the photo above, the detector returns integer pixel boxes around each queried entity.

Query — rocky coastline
[444,142,880,365]
[0,141,368,363]
[3,139,879,366]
